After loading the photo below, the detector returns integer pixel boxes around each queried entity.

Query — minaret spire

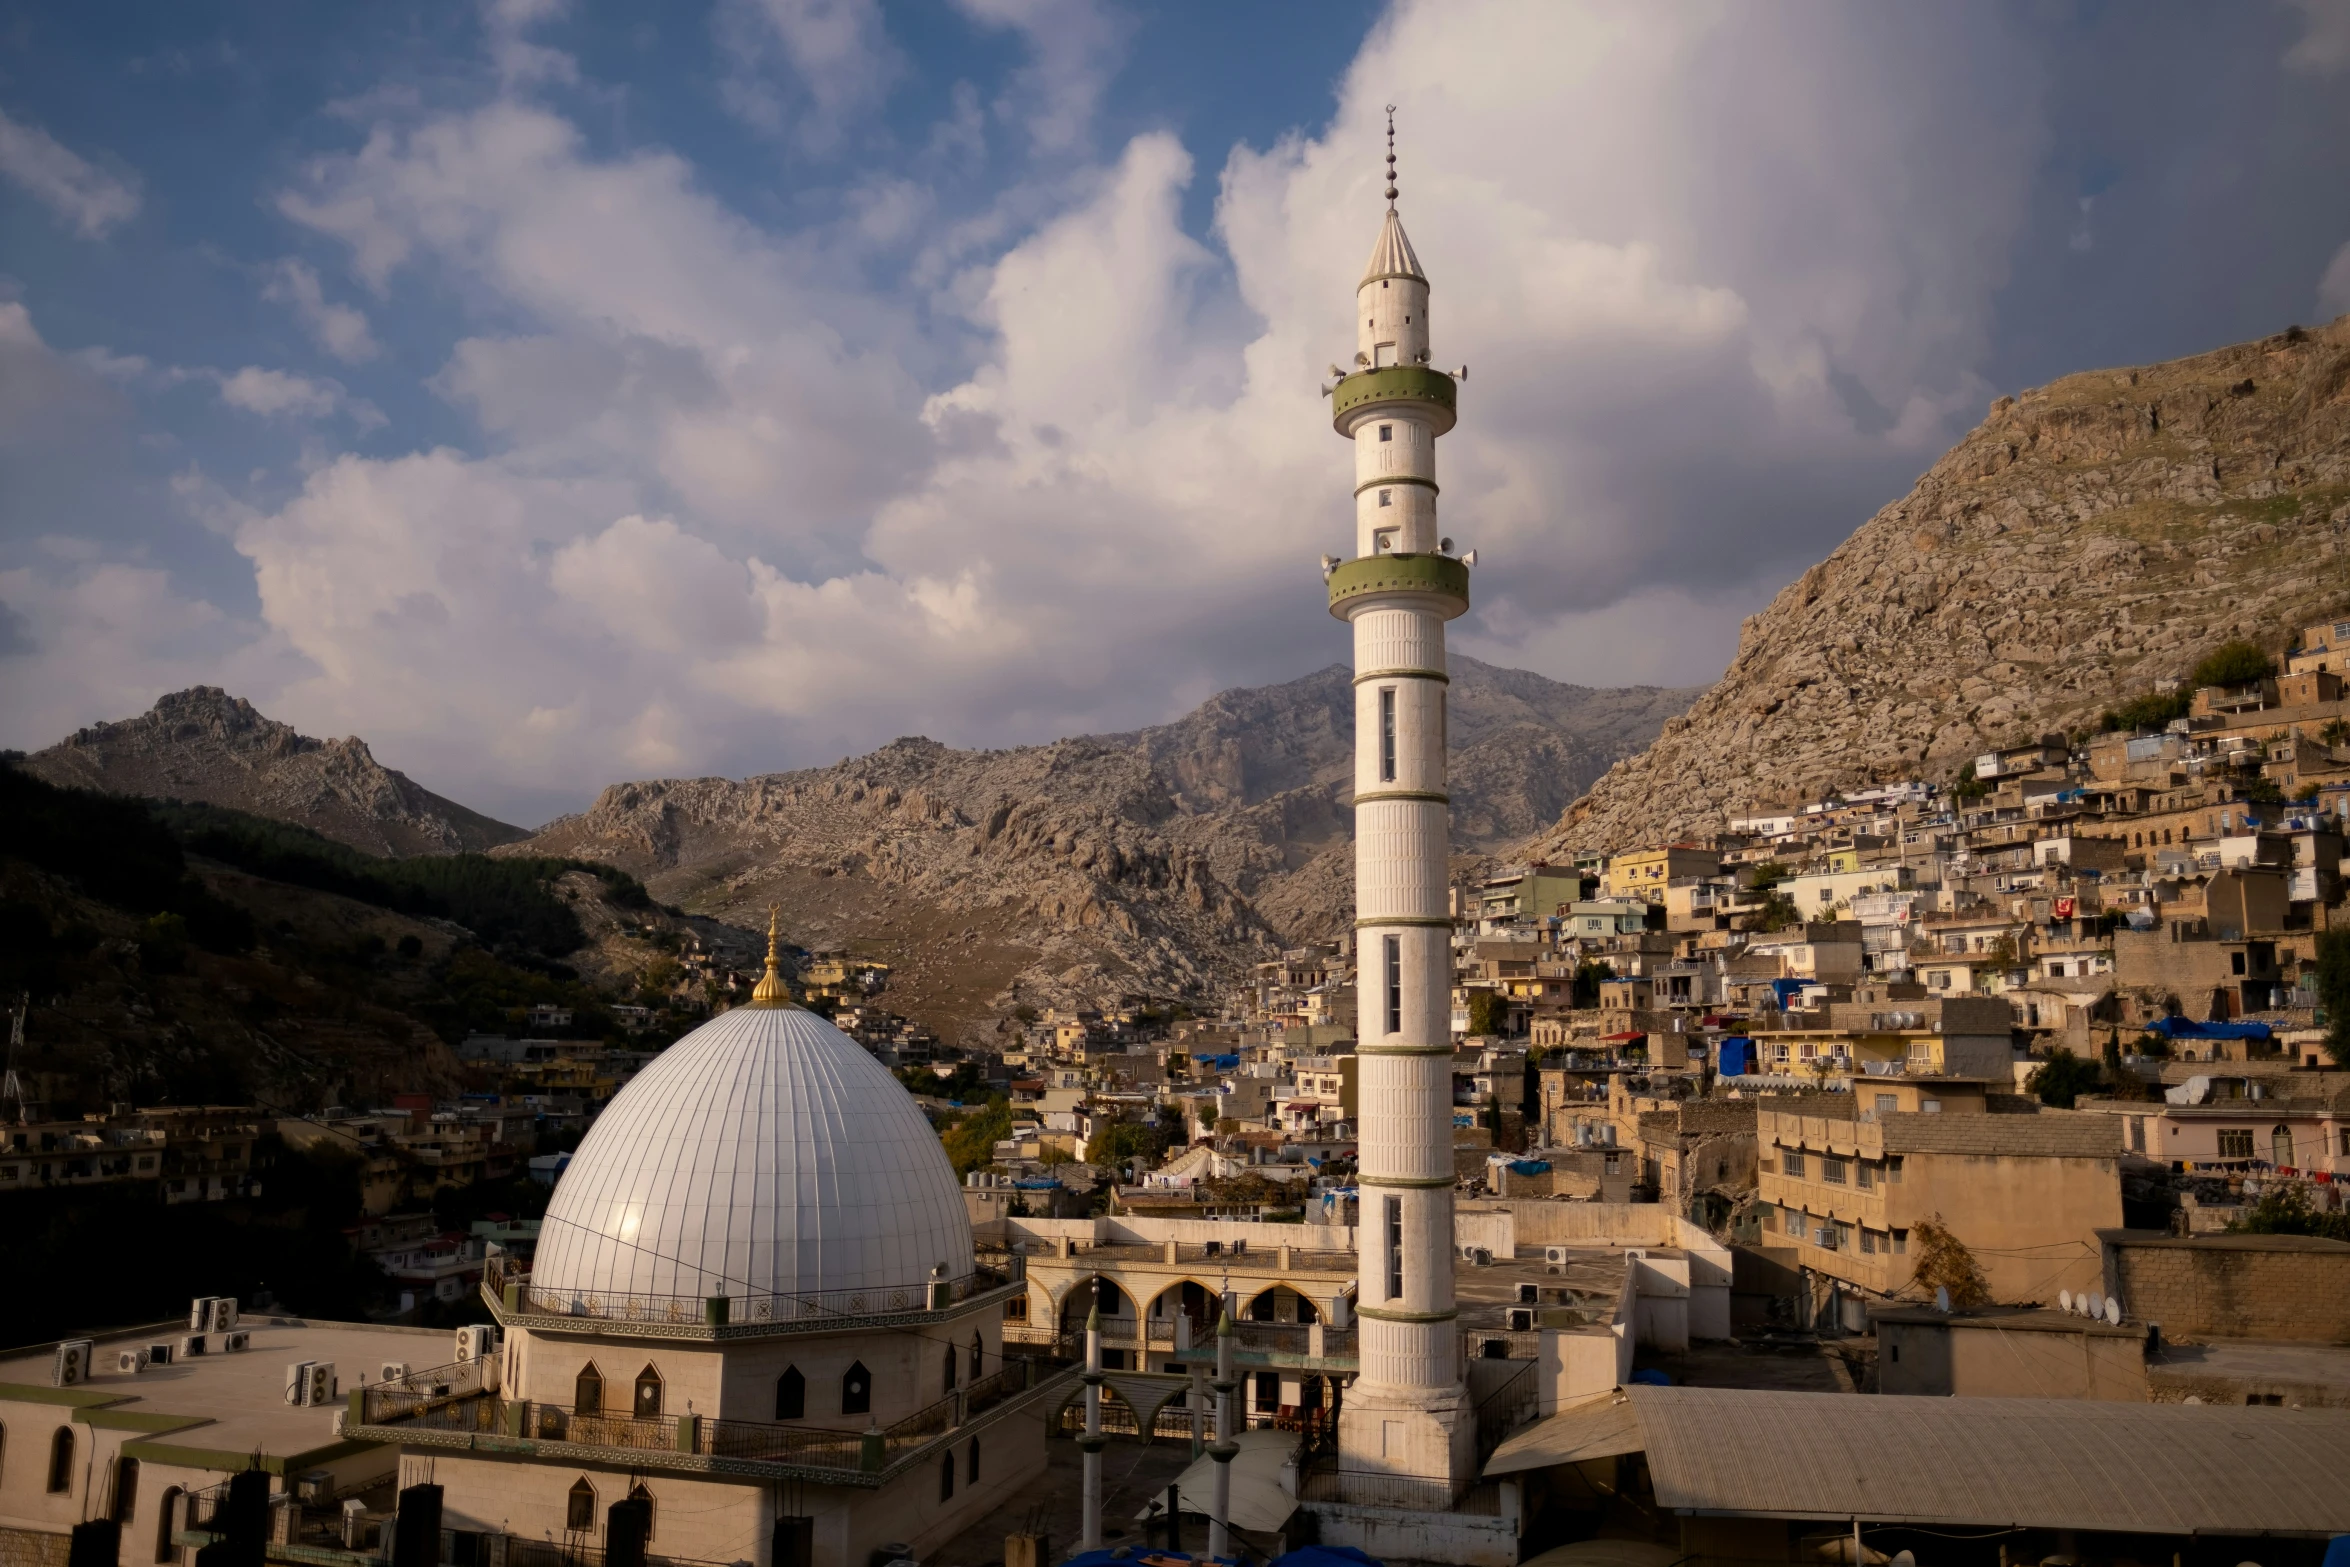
[1384,104,1399,207]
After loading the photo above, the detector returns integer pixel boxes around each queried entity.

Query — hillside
[517,658,1695,1038]
[1536,315,2350,855]
[23,686,528,856]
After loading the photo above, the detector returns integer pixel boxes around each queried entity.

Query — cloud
[218,366,343,420]
[0,106,141,237]
[715,0,902,146]
[951,0,1130,155]
[2322,239,2350,318]
[2282,0,2350,74]
[263,258,379,362]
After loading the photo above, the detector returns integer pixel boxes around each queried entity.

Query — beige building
[1874,1305,2147,1400]
[1758,1077,2122,1311]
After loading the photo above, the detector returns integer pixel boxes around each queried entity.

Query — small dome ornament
[1384,104,1399,205]
[749,905,794,1007]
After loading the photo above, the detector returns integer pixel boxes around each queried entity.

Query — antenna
[3,992,26,1126]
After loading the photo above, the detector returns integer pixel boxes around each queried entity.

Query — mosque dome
[531,974,974,1314]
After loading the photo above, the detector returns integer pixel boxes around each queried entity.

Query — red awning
[1599,1031,1648,1043]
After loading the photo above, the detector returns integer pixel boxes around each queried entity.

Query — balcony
[348,1354,1078,1487]
[482,1252,1023,1337]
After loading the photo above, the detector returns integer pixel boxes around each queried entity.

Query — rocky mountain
[22,686,528,857]
[1535,315,2350,855]
[518,658,1694,1039]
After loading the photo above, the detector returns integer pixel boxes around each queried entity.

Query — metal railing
[1295,1461,1499,1514]
[484,1253,1017,1328]
[1472,1359,1538,1460]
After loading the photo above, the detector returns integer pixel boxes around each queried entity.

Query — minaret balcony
[1327,552,1470,621]
[1330,365,1457,436]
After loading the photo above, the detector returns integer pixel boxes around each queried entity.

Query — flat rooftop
[1454,1247,1642,1334]
[0,1316,455,1467]
[2152,1338,2350,1394]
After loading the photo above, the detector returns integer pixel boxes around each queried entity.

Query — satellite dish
[2059,1290,2073,1313]
[1934,1286,1952,1314]
[2104,1297,2123,1326]
[2085,1291,2103,1320]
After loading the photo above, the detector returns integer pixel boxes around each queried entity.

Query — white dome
[532,1004,974,1314]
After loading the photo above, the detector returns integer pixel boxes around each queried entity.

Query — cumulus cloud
[217,365,353,423]
[0,105,141,237]
[716,0,902,146]
[263,258,379,362]
[2282,0,2350,74]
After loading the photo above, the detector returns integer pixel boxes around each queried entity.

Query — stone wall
[0,1529,70,1567]
[2101,1232,2350,1341]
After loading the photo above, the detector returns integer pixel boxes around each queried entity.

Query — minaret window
[574,1362,603,1414]
[1384,934,1401,1034]
[633,1364,663,1417]
[1379,688,1397,781]
[843,1360,871,1416]
[1384,1195,1403,1299]
[776,1366,805,1419]
[1378,424,1392,441]
[1378,490,1393,507]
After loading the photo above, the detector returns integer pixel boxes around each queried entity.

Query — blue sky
[3,0,2348,825]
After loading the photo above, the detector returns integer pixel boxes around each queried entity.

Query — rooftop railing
[483,1252,1019,1329]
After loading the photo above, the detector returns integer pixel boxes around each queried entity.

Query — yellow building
[1603,845,1721,904]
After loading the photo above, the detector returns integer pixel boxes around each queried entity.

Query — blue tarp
[1768,978,1808,1008]
[1507,1160,1551,1176]
[1717,1037,1757,1076]
[2145,1017,2273,1041]
[1192,1053,1242,1069]
[1628,1368,1673,1386]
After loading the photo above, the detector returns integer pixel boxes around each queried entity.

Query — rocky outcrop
[23,687,527,857]
[1533,316,2350,855]
[520,659,1694,1037]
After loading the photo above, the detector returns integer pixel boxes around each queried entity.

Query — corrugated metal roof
[1627,1386,2350,1535]
[1483,1392,1646,1477]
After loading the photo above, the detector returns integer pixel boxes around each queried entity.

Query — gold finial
[750,905,790,1007]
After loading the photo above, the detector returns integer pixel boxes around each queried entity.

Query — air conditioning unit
[1623,1248,1648,1262]
[379,1362,410,1385]
[147,1343,174,1366]
[222,1331,251,1353]
[1505,1307,1536,1332]
[53,1339,94,1386]
[308,1362,337,1405]
[452,1325,496,1364]
[189,1296,237,1334]
[117,1347,151,1375]
[285,1360,317,1405]
[179,1334,209,1358]
[1515,1283,1539,1304]
[1543,1245,1571,1265]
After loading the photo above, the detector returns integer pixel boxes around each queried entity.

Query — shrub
[2190,639,2275,690]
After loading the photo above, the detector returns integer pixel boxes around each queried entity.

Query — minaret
[1325,110,1474,1496]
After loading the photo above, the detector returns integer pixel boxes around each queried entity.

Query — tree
[2190,639,2275,690]
[941,1095,1013,1175]
[2228,1182,2350,1242]
[1749,862,1792,891]
[2026,1047,2102,1109]
[2316,927,2350,1068]
[1466,989,1507,1037]
[1908,1215,1992,1306]
[1520,1050,1542,1124]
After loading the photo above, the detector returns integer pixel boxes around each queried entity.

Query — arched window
[942,1343,957,1392]
[112,1455,140,1523]
[627,1484,655,1540]
[775,1367,805,1421]
[47,1426,73,1494]
[574,1363,604,1414]
[966,1437,980,1486]
[633,1364,663,1418]
[565,1478,596,1532]
[842,1361,871,1417]
[969,1333,983,1381]
[938,1450,955,1502]
[1094,1279,1125,1316]
[1250,1292,1276,1323]
[155,1487,183,1563]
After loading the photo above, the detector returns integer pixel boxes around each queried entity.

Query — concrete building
[1323,121,1476,1502]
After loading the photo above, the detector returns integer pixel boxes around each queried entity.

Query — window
[47,1426,72,1494]
[1782,1150,1806,1179]
[939,1451,956,1502]
[1873,1094,1897,1113]
[1860,1229,1878,1255]
[112,1456,139,1523]
[943,1343,958,1391]
[1379,687,1397,782]
[1378,424,1393,442]
[566,1479,596,1532]
[1384,935,1401,1035]
[1251,1292,1276,1323]
[626,1485,655,1540]
[1255,1371,1280,1412]
[1891,1229,1908,1255]
[843,1360,872,1416]
[2217,1129,2254,1159]
[1821,1158,1847,1186]
[1385,1195,1403,1300]
[633,1364,663,1418]
[1856,1161,1874,1191]
[776,1367,805,1420]
[575,1363,603,1414]
[156,1488,183,1563]
[2130,1117,2147,1153]
[970,1333,984,1381]
[1377,489,1393,507]
[2231,951,2247,976]
[1885,1156,1903,1183]
[967,1438,981,1486]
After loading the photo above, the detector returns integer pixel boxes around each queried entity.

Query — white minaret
[1327,111,1475,1499]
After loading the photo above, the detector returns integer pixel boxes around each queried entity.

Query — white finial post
[1079,1302,1104,1551]
[1208,1302,1236,1559]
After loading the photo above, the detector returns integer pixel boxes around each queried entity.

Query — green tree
[2228,1182,2350,1242]
[2316,927,2350,1068]
[941,1094,1013,1174]
[2025,1047,2103,1109]
[2190,639,2275,689]
[1466,989,1507,1037]
[1749,862,1792,891]
[2100,689,2192,734]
